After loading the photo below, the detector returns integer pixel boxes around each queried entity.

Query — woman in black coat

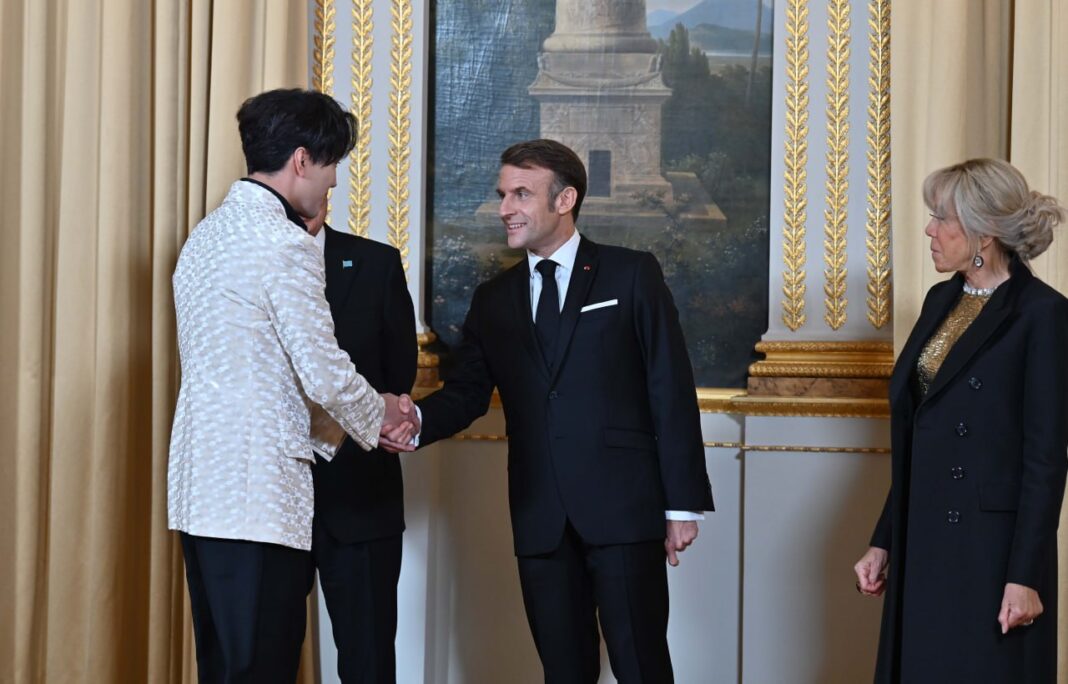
[853,158,1068,682]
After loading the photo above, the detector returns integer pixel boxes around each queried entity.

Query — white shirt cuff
[410,404,422,446]
[665,510,705,521]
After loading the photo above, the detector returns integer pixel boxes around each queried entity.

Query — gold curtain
[0,1,313,682]
[892,1,1068,679]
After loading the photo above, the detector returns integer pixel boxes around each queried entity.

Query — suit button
[548,391,559,400]
[951,466,965,480]
[955,422,968,437]
[968,376,983,390]
[947,510,961,524]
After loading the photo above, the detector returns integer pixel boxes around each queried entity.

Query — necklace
[962,282,997,297]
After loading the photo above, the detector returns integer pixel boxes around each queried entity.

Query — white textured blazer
[168,180,385,550]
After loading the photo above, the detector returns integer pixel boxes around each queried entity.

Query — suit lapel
[549,237,599,386]
[919,263,1029,407]
[510,261,550,381]
[324,227,360,318]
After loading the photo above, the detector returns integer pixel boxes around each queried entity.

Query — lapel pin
[342,260,353,269]
[583,264,591,271]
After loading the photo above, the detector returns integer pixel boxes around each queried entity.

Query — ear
[292,147,311,178]
[554,186,577,216]
[978,236,995,252]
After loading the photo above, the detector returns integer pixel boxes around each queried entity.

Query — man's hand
[853,546,888,596]
[379,393,419,453]
[665,520,698,567]
[998,582,1043,634]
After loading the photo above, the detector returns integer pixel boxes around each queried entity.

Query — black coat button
[951,466,965,480]
[955,422,968,437]
[548,391,559,400]
[947,510,961,524]
[968,376,983,390]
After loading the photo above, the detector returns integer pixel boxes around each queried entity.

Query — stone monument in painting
[476,0,723,240]
[530,0,675,202]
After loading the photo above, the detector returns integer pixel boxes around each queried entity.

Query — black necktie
[534,259,561,366]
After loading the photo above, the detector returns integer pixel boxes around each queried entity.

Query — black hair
[236,88,358,174]
[500,139,588,221]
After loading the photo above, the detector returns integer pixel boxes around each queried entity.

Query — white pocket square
[580,299,618,313]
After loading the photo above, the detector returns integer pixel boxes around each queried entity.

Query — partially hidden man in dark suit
[405,140,715,683]
[303,202,417,683]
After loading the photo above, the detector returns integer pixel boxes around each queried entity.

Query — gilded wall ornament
[782,0,811,331]
[349,0,374,238]
[387,0,413,271]
[823,0,850,330]
[865,0,891,329]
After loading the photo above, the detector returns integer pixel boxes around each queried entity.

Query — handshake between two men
[379,393,419,451]
[310,391,420,457]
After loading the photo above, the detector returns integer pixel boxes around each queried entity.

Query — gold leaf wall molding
[387,0,413,272]
[312,0,336,95]
[749,340,894,378]
[729,395,889,418]
[704,442,890,455]
[823,0,850,330]
[865,0,891,328]
[453,436,890,453]
[781,0,810,331]
[349,0,374,238]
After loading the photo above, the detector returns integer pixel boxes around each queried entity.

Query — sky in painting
[646,0,699,13]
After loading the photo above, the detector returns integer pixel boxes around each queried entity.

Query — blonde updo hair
[922,158,1066,261]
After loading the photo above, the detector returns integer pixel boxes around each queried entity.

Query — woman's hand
[853,546,889,596]
[998,583,1043,633]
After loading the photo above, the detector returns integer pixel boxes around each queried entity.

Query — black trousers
[312,521,403,684]
[180,533,314,684]
[516,523,673,684]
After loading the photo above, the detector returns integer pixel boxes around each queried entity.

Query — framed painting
[426,0,773,388]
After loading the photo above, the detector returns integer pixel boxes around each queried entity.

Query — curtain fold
[892,1,1068,680]
[0,1,311,681]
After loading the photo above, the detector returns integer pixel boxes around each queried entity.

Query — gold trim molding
[349,0,374,238]
[749,340,893,378]
[387,0,413,271]
[705,441,889,454]
[413,385,888,418]
[696,388,745,413]
[312,0,336,95]
[781,0,810,331]
[452,436,889,452]
[729,395,888,418]
[823,0,850,330]
[865,0,892,328]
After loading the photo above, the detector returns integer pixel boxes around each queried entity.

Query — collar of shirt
[527,229,580,281]
[527,229,581,315]
[240,177,309,232]
[313,224,327,253]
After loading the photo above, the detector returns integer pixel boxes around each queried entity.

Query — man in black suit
[304,202,417,683]
[404,139,714,683]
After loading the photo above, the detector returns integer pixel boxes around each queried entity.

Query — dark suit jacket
[871,259,1068,683]
[418,236,715,556]
[311,226,417,544]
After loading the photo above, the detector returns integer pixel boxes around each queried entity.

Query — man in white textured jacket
[168,88,417,683]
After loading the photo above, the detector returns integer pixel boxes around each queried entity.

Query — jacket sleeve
[1006,296,1068,588]
[416,284,495,447]
[870,489,892,550]
[262,237,385,453]
[633,252,715,512]
[381,248,418,395]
